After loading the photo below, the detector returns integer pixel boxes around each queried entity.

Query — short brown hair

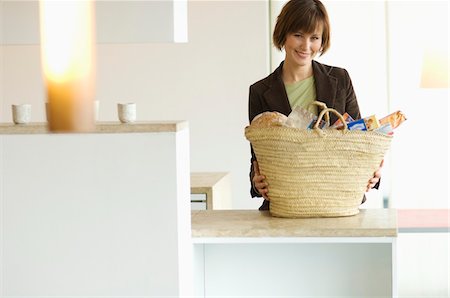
[273,0,330,55]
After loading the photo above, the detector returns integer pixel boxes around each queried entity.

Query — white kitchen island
[0,122,192,297]
[192,209,398,297]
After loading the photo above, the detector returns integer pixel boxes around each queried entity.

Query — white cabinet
[0,122,193,296]
[192,209,398,297]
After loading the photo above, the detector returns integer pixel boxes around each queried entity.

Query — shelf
[0,121,188,134]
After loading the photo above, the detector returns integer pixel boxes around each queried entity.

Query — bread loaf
[251,111,287,127]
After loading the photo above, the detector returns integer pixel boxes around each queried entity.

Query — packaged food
[307,118,327,129]
[330,112,354,129]
[285,106,317,129]
[347,118,367,131]
[375,123,394,135]
[363,115,380,131]
[379,110,407,129]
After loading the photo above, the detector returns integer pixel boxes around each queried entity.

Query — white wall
[0,1,187,44]
[0,0,270,210]
[386,0,448,209]
[97,1,270,210]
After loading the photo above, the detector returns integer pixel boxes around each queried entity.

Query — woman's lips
[296,51,309,58]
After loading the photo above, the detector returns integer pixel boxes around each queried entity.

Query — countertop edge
[0,121,188,134]
[191,229,398,239]
[191,209,398,239]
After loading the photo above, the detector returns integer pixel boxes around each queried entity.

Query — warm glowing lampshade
[39,0,96,132]
[420,48,449,89]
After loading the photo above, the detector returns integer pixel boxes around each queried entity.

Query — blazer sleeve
[248,84,264,198]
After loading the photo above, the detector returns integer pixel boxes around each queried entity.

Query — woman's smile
[296,50,310,59]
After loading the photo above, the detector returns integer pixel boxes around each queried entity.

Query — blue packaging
[347,118,367,131]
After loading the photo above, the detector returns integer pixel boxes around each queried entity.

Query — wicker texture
[245,108,392,218]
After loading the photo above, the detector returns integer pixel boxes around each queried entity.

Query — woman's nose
[299,41,309,50]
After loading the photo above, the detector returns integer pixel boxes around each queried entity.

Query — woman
[248,0,382,210]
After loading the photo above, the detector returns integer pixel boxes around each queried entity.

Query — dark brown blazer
[248,60,362,209]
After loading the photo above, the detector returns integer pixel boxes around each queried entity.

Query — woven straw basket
[245,107,392,218]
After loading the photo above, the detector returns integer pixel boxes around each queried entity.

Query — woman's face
[284,25,323,67]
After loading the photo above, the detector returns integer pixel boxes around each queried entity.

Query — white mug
[12,104,32,124]
[117,103,136,123]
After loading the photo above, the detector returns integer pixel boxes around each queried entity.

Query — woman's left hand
[366,159,384,192]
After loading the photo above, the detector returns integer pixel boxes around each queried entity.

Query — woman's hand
[366,159,384,192]
[252,161,270,200]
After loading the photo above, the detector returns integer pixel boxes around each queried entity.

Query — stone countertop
[191,209,397,238]
[190,172,229,192]
[0,121,188,134]
[190,172,229,188]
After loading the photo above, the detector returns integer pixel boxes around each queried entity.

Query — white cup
[12,104,31,124]
[117,103,136,123]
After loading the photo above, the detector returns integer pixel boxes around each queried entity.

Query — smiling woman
[247,0,385,211]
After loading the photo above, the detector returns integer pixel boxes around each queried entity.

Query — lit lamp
[420,48,449,89]
[39,0,96,132]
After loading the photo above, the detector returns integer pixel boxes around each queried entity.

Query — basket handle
[308,101,330,124]
[314,108,348,130]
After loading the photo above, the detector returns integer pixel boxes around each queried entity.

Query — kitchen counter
[192,208,398,297]
[192,209,397,239]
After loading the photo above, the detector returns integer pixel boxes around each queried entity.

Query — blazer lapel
[313,60,337,109]
[262,63,292,116]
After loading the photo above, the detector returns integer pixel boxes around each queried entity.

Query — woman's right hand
[252,161,269,200]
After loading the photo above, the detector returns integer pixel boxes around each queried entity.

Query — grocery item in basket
[363,115,380,131]
[347,118,367,131]
[307,118,327,129]
[285,105,317,129]
[330,112,354,129]
[251,111,287,127]
[379,110,407,129]
[375,123,394,135]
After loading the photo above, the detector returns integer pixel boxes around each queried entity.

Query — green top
[285,76,317,115]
